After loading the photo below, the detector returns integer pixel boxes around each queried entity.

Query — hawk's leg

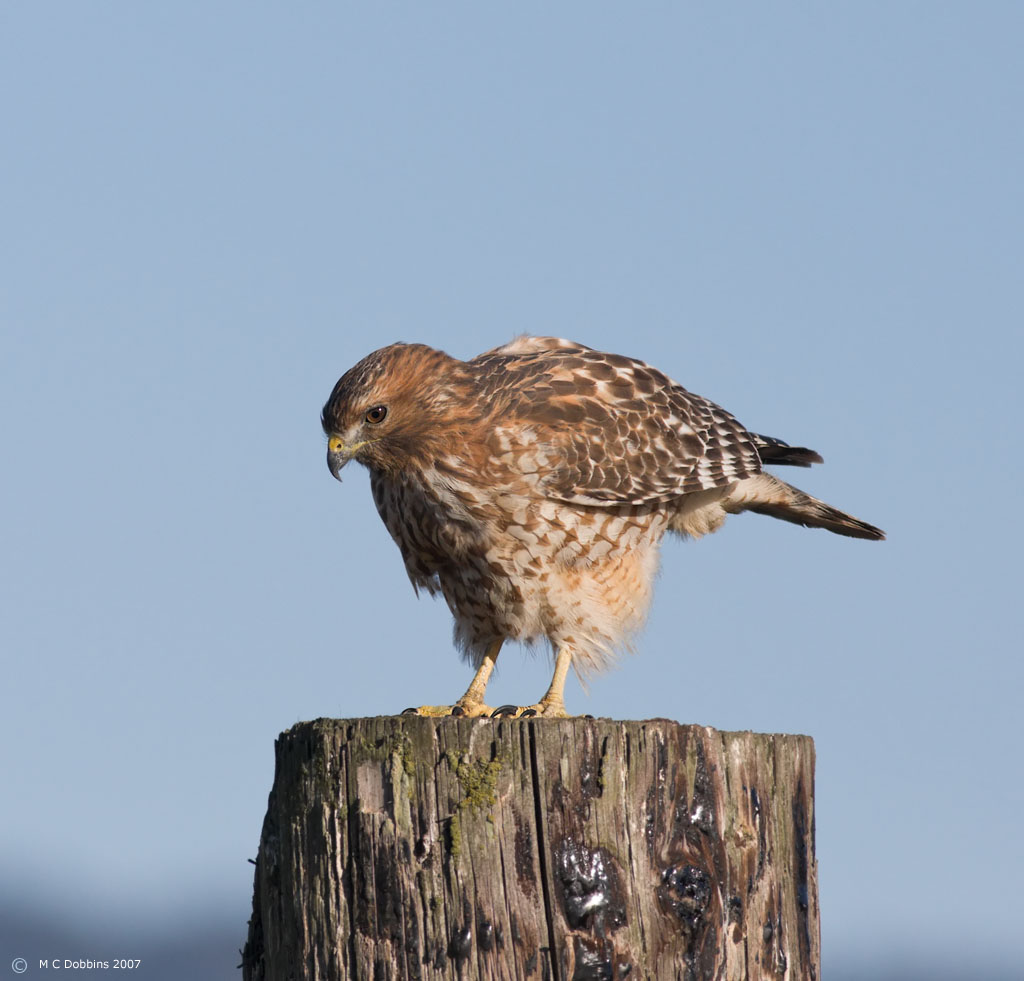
[527,644,572,717]
[452,639,502,715]
[408,642,572,719]
[407,640,503,718]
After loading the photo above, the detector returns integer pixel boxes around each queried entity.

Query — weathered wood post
[241,716,818,980]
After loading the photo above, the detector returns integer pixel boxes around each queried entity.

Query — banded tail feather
[726,473,885,541]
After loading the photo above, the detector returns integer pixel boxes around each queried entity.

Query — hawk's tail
[725,473,885,541]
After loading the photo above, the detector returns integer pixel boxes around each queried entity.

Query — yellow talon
[402,642,574,720]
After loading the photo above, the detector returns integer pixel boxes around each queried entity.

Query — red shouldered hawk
[321,337,884,718]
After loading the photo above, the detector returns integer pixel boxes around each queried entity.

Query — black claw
[491,704,519,718]
[520,708,538,718]
[450,705,466,717]
[401,707,418,715]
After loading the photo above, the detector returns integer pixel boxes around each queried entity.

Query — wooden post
[241,716,819,980]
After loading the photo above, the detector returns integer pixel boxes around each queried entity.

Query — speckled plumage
[322,337,884,716]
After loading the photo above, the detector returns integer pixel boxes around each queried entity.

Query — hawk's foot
[401,699,495,718]
[489,695,569,719]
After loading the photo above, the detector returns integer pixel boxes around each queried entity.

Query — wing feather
[471,342,764,506]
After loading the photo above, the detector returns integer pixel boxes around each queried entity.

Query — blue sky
[2,4,1021,977]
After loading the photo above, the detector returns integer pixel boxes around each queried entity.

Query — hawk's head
[321,343,472,480]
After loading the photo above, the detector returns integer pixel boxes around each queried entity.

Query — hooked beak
[327,435,352,481]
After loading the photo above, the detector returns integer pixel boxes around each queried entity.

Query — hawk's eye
[365,405,388,424]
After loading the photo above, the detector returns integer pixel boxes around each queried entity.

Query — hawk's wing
[471,341,764,506]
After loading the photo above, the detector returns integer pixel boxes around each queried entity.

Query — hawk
[322,337,884,718]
